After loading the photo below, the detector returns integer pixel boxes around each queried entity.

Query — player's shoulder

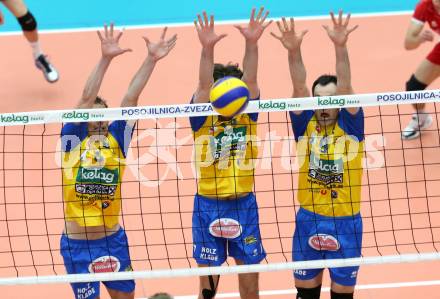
[415,0,433,12]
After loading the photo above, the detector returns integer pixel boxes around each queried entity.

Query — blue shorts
[293,208,363,286]
[60,227,135,299]
[192,193,266,266]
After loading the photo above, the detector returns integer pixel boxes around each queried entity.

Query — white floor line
[136,280,440,299]
[0,10,412,36]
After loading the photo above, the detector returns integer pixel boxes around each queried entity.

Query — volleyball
[209,76,250,118]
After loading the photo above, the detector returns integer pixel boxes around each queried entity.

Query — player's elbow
[404,36,419,50]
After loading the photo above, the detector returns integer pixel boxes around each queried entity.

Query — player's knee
[406,74,428,91]
[238,282,258,298]
[296,285,321,299]
[330,290,354,299]
[17,11,37,32]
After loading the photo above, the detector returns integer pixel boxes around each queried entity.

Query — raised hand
[194,11,227,48]
[97,23,132,59]
[271,17,308,51]
[235,7,272,43]
[323,10,358,47]
[143,27,177,61]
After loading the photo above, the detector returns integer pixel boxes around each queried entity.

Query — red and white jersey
[413,0,440,34]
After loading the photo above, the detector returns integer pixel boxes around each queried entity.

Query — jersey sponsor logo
[75,184,117,196]
[209,218,242,239]
[76,283,96,299]
[210,126,247,160]
[308,234,340,251]
[77,167,119,185]
[308,170,343,185]
[125,264,133,272]
[309,153,343,174]
[350,270,358,279]
[244,235,257,245]
[102,200,111,209]
[199,247,218,261]
[294,269,307,276]
[88,255,120,273]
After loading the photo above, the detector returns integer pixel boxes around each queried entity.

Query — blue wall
[0,0,418,32]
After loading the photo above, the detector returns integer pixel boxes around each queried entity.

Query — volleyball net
[0,90,440,285]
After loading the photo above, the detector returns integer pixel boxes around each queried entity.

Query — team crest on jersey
[209,218,242,239]
[308,234,340,251]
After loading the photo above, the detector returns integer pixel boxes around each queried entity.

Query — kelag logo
[0,114,29,124]
[62,111,90,121]
[258,101,286,110]
[317,97,345,107]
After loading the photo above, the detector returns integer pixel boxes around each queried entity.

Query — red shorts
[427,42,440,65]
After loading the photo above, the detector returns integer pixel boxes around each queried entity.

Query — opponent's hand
[0,10,4,25]
[235,7,272,43]
[271,17,308,51]
[194,11,227,48]
[97,23,132,59]
[323,10,358,47]
[143,27,177,61]
[419,30,434,43]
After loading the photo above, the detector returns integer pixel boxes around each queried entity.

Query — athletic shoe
[35,54,59,83]
[401,114,433,140]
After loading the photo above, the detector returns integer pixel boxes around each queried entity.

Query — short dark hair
[311,75,337,96]
[149,293,173,299]
[94,96,108,108]
[213,63,243,82]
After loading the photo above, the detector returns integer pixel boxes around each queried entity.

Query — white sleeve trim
[411,17,425,25]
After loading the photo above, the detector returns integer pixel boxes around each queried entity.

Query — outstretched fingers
[330,11,337,26]
[282,17,289,32]
[347,24,359,35]
[344,13,351,27]
[104,23,108,38]
[109,22,114,38]
[270,31,282,40]
[255,7,264,22]
[203,11,209,27]
[161,26,168,40]
[115,28,125,42]
[97,30,103,41]
[250,7,256,22]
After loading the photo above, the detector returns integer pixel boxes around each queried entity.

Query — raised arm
[271,17,309,114]
[323,10,358,114]
[235,7,272,99]
[121,27,177,107]
[77,23,132,109]
[404,21,433,50]
[193,12,227,103]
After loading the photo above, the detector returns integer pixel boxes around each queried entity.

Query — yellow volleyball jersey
[190,112,258,198]
[290,109,364,217]
[61,121,134,228]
